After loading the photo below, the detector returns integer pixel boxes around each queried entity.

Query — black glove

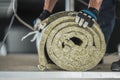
[33,10,51,31]
[75,7,98,28]
[39,10,51,21]
[33,10,51,25]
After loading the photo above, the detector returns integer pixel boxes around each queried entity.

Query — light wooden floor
[0,53,119,71]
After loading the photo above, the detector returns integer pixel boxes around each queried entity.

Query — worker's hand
[33,10,51,31]
[75,7,98,28]
[38,10,51,21]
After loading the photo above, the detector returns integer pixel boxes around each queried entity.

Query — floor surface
[0,53,119,71]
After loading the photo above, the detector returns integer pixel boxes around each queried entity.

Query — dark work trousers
[0,18,11,42]
[97,0,116,45]
[0,23,6,41]
[84,0,115,44]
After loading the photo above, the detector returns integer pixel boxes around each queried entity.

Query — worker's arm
[38,0,58,20]
[75,0,103,28]
[89,0,103,11]
[33,0,58,31]
[44,0,58,13]
[35,0,58,21]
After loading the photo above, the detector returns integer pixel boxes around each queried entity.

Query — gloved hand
[33,10,51,31]
[38,10,51,21]
[75,7,98,28]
